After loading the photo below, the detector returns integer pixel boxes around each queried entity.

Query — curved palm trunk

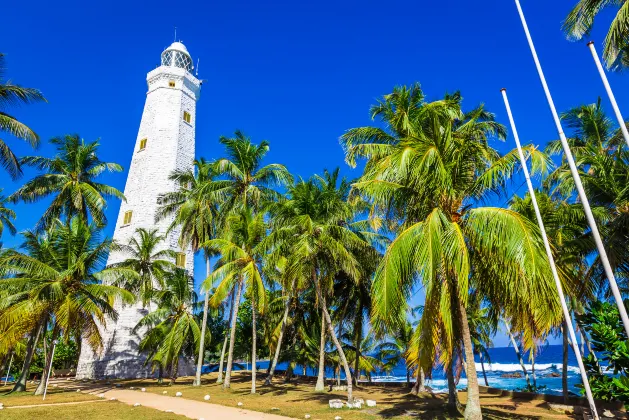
[503,318,531,389]
[194,258,212,386]
[223,279,243,389]
[35,325,59,395]
[458,297,482,420]
[12,318,45,393]
[217,290,236,384]
[562,321,569,403]
[251,290,257,394]
[480,354,489,387]
[265,278,296,386]
[313,274,353,402]
[315,307,327,391]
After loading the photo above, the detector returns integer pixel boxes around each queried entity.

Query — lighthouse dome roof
[161,42,193,72]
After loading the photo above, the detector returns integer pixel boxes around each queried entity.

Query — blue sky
[1,0,627,346]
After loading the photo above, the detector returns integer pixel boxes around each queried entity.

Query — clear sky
[2,0,627,347]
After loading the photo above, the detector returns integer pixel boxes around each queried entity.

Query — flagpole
[514,0,629,340]
[587,41,629,150]
[501,88,599,419]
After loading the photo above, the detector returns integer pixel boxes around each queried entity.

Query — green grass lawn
[0,400,187,419]
[0,384,100,407]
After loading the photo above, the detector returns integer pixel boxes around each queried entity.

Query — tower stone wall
[76,43,200,379]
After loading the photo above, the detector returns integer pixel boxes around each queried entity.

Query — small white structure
[76,40,200,380]
[329,399,344,409]
[133,403,141,407]
[237,402,243,407]
[141,388,146,392]
[366,399,377,407]
[204,395,210,401]
[176,392,183,397]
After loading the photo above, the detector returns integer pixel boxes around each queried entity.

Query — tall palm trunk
[562,321,569,403]
[531,352,537,390]
[479,353,489,387]
[503,318,531,388]
[457,297,482,420]
[265,278,296,385]
[194,256,211,387]
[353,310,362,387]
[35,324,59,395]
[217,290,236,384]
[315,306,327,391]
[251,289,257,394]
[12,318,45,393]
[446,360,460,413]
[223,279,243,389]
[411,366,426,395]
[312,272,353,402]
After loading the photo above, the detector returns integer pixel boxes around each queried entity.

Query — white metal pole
[4,353,13,386]
[42,340,57,401]
[587,41,629,150]
[514,0,629,340]
[501,88,599,419]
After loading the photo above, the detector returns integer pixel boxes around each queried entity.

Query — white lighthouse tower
[76,41,200,379]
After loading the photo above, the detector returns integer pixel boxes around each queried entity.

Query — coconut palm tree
[375,320,414,386]
[564,0,629,69]
[10,134,124,230]
[0,217,133,393]
[212,130,292,214]
[203,134,290,388]
[156,158,222,386]
[341,85,561,419]
[0,53,46,180]
[108,228,176,307]
[261,170,376,402]
[545,99,629,293]
[203,209,267,392]
[134,267,200,384]
[0,189,16,238]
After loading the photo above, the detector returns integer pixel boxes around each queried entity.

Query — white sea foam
[476,363,581,374]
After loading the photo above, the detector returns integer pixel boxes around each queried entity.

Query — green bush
[577,300,629,404]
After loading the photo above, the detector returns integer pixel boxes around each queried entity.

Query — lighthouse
[76,41,200,379]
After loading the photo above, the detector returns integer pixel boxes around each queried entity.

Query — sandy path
[102,388,292,420]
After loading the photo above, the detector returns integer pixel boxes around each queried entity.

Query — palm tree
[564,0,629,69]
[204,133,290,388]
[341,84,561,419]
[0,217,133,393]
[108,228,176,307]
[375,320,414,386]
[0,53,46,180]
[134,267,200,384]
[545,99,629,293]
[213,130,292,213]
[156,158,222,386]
[10,135,124,230]
[0,189,16,238]
[262,170,376,402]
[203,209,267,392]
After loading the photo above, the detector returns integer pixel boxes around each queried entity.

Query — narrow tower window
[183,111,191,123]
[123,210,133,225]
[139,138,147,150]
[168,80,175,87]
[176,253,186,268]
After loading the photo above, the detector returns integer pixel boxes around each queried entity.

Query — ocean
[231,345,584,396]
